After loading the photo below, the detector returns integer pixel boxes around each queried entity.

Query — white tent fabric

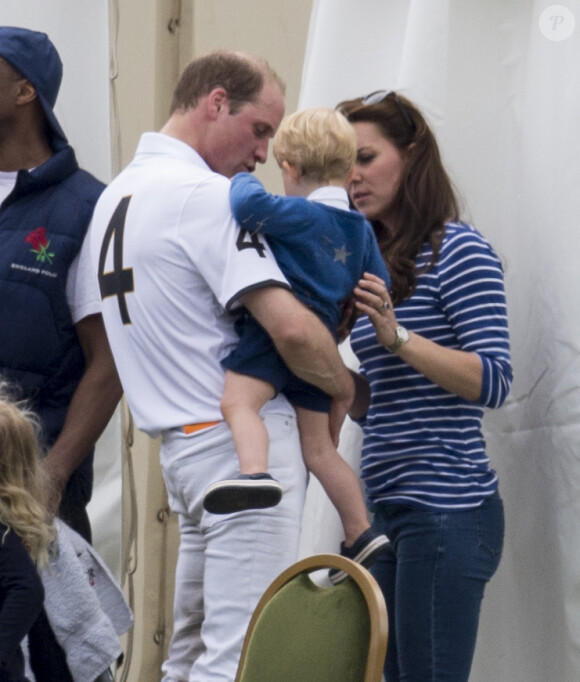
[297,1,580,681]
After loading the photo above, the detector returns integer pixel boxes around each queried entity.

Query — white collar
[136,132,211,171]
[307,185,350,210]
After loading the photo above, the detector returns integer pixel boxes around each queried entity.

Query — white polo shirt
[89,133,291,437]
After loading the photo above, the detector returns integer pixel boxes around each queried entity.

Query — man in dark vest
[0,26,122,543]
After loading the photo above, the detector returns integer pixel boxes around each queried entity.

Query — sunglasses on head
[360,90,416,134]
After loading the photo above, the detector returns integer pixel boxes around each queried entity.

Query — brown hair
[338,92,460,304]
[170,49,285,115]
[0,389,55,566]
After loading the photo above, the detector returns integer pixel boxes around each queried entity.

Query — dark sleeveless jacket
[0,145,105,446]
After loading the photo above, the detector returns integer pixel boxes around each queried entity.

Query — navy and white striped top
[350,221,512,511]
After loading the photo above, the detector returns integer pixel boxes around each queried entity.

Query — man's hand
[42,458,67,518]
[336,295,359,343]
[40,314,122,516]
[328,393,353,447]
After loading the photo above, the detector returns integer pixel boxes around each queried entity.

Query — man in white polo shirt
[89,50,354,681]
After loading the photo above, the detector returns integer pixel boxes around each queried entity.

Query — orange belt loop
[183,421,221,435]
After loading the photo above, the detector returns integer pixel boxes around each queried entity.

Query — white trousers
[159,412,307,682]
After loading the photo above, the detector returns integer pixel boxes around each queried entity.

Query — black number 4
[98,195,135,325]
[236,229,266,258]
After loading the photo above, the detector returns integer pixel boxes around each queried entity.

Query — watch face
[388,325,409,351]
[395,326,409,347]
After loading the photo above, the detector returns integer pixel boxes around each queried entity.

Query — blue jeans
[371,492,504,682]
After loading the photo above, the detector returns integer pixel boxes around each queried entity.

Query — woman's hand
[353,273,483,402]
[353,272,399,349]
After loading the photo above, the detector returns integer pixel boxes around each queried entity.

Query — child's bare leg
[296,406,389,583]
[296,406,370,546]
[202,371,281,514]
[220,371,275,474]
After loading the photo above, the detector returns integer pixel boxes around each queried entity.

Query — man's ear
[15,79,37,106]
[207,87,228,120]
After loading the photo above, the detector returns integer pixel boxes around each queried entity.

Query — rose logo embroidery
[25,227,55,264]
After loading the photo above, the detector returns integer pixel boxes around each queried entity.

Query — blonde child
[0,391,55,681]
[203,108,390,581]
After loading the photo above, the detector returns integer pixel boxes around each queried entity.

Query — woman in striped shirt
[338,91,513,682]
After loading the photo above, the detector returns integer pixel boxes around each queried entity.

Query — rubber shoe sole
[203,478,283,514]
[329,532,390,585]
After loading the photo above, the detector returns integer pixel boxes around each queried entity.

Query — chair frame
[235,553,388,682]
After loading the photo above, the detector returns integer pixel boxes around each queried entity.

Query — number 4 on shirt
[98,195,135,325]
[236,229,266,258]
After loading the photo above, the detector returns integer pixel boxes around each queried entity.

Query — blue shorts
[221,315,331,413]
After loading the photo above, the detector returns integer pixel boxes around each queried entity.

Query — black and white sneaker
[203,473,283,514]
[329,528,389,585]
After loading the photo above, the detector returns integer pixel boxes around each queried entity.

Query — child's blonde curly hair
[273,107,357,183]
[0,388,56,567]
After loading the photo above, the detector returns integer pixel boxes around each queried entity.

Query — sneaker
[329,528,389,585]
[203,473,283,514]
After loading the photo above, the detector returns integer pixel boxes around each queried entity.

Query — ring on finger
[382,300,390,311]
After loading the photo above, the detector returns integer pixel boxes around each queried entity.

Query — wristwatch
[389,325,410,351]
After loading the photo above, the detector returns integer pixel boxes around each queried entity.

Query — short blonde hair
[273,107,356,183]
